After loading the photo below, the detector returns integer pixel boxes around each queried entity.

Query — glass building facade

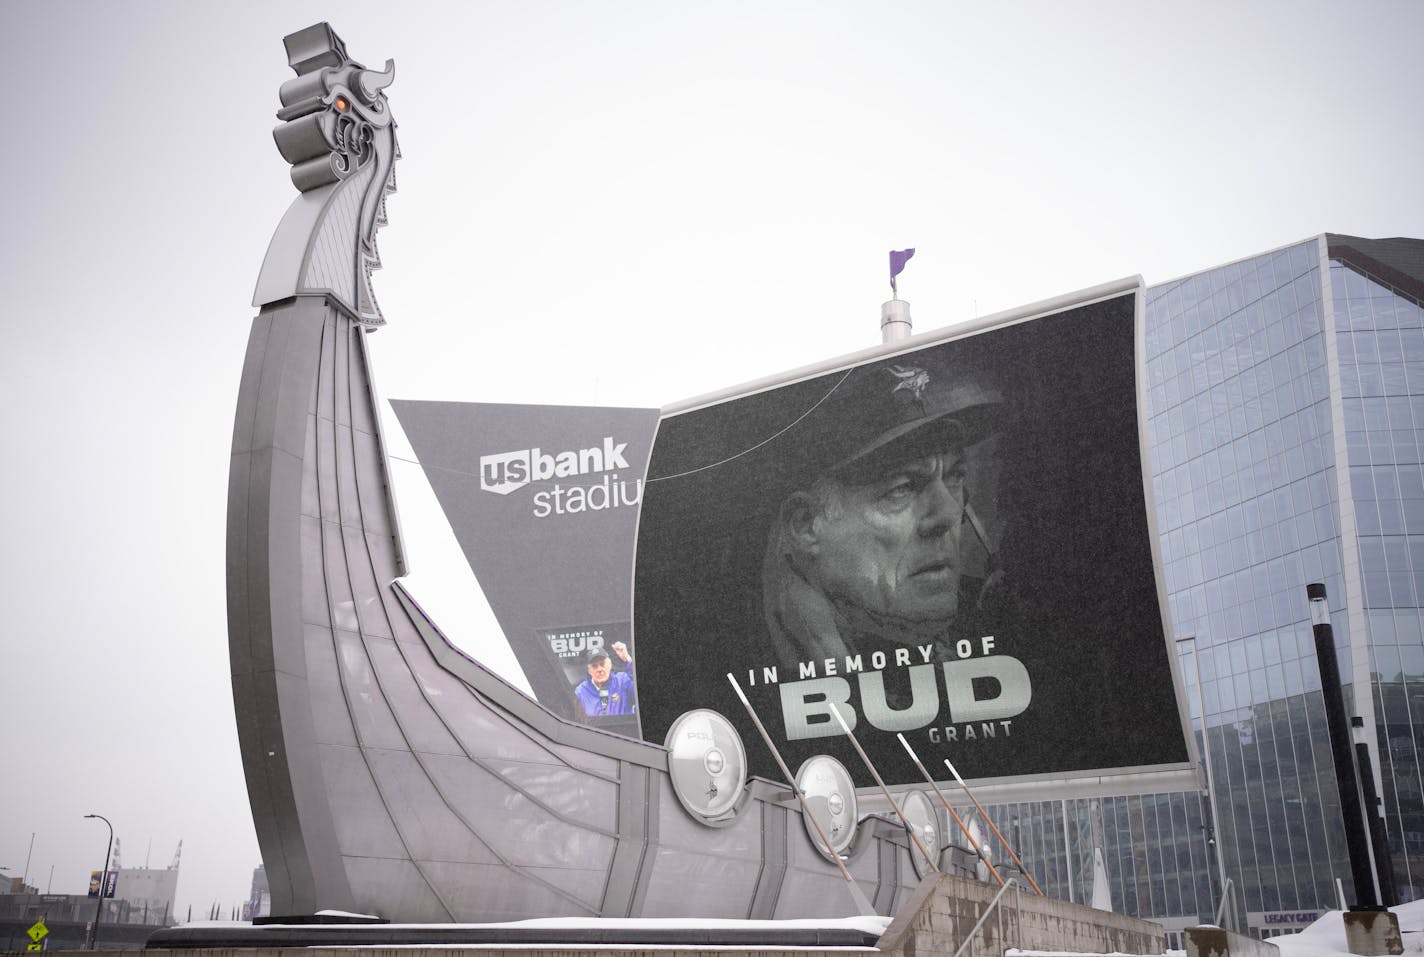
[961,235,1424,940]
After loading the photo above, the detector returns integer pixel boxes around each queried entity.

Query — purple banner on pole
[889,248,916,280]
[88,871,117,899]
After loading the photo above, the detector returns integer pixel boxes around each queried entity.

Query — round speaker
[795,754,858,859]
[900,789,941,878]
[664,709,747,824]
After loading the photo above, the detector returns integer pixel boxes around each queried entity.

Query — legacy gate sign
[633,284,1196,788]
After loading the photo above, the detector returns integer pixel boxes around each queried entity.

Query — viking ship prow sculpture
[225,22,929,925]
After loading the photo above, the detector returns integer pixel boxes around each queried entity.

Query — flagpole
[895,734,1005,888]
[725,674,876,914]
[943,757,1045,896]
[883,249,914,342]
[826,706,940,875]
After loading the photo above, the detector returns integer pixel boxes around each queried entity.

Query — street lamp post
[1,868,14,953]
[84,814,113,950]
[1306,584,1409,955]
[1305,584,1379,909]
[1176,635,1232,930]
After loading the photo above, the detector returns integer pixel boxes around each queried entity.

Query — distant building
[0,889,172,950]
[246,866,270,920]
[111,867,177,925]
[2,878,38,896]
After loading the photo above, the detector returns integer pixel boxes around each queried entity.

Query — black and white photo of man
[634,293,1190,784]
[762,362,1006,670]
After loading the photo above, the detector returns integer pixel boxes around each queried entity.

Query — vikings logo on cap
[889,365,930,401]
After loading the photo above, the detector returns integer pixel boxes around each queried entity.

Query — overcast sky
[1,0,1420,919]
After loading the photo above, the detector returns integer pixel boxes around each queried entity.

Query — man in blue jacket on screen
[575,643,636,717]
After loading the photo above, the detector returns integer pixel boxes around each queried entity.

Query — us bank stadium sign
[479,435,642,517]
[393,401,660,728]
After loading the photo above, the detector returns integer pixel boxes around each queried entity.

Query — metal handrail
[952,877,1021,957]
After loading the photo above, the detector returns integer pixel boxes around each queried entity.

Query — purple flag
[889,248,915,294]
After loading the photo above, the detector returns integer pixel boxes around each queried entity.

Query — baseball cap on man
[791,361,1003,482]
[586,647,611,665]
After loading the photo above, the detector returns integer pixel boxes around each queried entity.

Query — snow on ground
[1263,898,1424,957]
[186,899,1423,954]
[1006,897,1423,957]
[203,915,895,936]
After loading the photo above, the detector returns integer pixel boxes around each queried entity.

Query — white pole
[880,300,912,343]
[725,674,875,914]
[1177,635,1231,929]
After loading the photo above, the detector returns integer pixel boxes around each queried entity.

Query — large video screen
[633,290,1192,787]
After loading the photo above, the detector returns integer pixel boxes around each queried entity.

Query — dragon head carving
[261,23,398,325]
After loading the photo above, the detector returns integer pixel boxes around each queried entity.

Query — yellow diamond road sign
[27,920,49,942]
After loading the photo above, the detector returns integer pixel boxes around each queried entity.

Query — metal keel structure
[227,22,926,924]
